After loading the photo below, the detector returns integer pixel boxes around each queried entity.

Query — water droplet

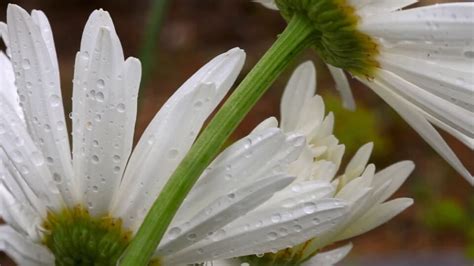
[271,213,281,223]
[168,227,182,240]
[20,166,29,174]
[113,166,121,173]
[464,50,474,59]
[14,137,24,147]
[86,121,93,130]
[116,103,126,113]
[91,155,100,163]
[312,217,320,224]
[26,82,32,89]
[112,155,121,163]
[96,92,105,102]
[46,156,54,164]
[279,227,288,236]
[52,173,62,183]
[50,95,61,107]
[22,58,31,69]
[56,121,65,130]
[293,224,303,232]
[44,124,51,131]
[92,185,99,192]
[11,150,23,163]
[187,233,197,241]
[168,149,179,159]
[96,79,105,89]
[212,229,226,241]
[92,140,99,147]
[227,193,235,199]
[303,202,317,214]
[193,99,203,108]
[31,152,44,166]
[94,114,102,122]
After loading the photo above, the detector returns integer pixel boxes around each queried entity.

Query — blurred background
[0,0,473,265]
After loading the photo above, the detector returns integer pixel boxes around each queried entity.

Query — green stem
[120,14,315,265]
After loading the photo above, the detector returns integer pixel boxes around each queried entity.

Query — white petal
[336,198,413,240]
[281,61,316,132]
[164,198,348,264]
[157,175,295,256]
[373,161,414,203]
[169,128,304,229]
[327,65,356,110]
[355,0,418,17]
[0,151,46,216]
[343,142,373,181]
[0,52,23,119]
[362,78,473,185]
[71,16,140,215]
[6,4,74,205]
[360,3,474,42]
[0,184,42,241]
[302,242,353,266]
[0,95,63,211]
[0,225,54,266]
[379,53,473,112]
[112,48,245,228]
[250,117,279,134]
[255,0,279,10]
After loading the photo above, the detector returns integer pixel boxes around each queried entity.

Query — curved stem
[119,14,315,265]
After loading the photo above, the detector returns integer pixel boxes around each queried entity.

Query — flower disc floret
[43,207,131,266]
[275,0,380,77]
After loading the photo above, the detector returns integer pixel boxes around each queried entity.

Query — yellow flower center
[42,206,131,265]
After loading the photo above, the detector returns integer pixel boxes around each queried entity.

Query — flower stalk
[120,14,316,265]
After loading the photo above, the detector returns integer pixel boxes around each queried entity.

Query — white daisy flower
[256,0,474,185]
[0,5,354,265]
[207,62,414,265]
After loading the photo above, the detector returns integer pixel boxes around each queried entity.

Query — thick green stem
[119,15,315,265]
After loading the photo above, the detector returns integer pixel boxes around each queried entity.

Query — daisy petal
[281,61,316,132]
[0,95,63,211]
[0,52,22,119]
[373,161,414,203]
[379,53,473,112]
[327,65,356,110]
[363,78,474,185]
[360,3,474,42]
[157,175,295,256]
[336,198,413,240]
[112,48,245,228]
[354,0,418,17]
[302,242,352,266]
[170,128,304,228]
[0,184,42,241]
[165,198,348,264]
[0,225,54,265]
[344,142,373,181]
[6,4,74,205]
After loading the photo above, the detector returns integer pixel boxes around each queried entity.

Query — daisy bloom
[206,62,413,266]
[0,4,363,265]
[256,0,474,185]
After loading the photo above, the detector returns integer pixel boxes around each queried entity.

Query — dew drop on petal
[168,227,181,240]
[187,233,197,241]
[31,152,44,166]
[303,202,317,214]
[96,79,105,89]
[96,92,105,102]
[91,155,100,164]
[50,95,61,107]
[52,173,62,183]
[112,154,121,163]
[168,149,179,159]
[116,103,126,113]
[271,213,282,223]
[22,58,31,69]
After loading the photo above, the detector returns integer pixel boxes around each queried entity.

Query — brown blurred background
[0,0,473,265]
